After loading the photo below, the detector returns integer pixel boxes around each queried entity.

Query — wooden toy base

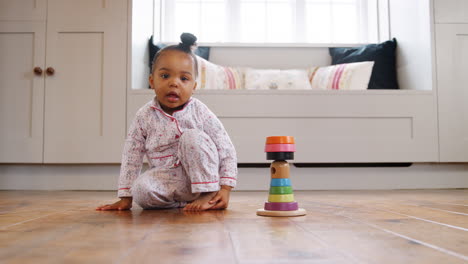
[256,208,306,217]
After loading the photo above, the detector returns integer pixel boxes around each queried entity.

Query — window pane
[171,0,225,42]
[332,0,359,43]
[161,0,379,44]
[174,2,201,40]
[202,1,225,42]
[305,0,366,43]
[240,0,293,43]
[266,1,293,42]
[305,0,332,43]
[240,2,266,42]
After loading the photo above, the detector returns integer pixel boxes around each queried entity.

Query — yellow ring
[268,194,295,203]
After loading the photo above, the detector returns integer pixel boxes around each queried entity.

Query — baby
[96,33,237,211]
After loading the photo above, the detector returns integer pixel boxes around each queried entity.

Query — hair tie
[180,32,197,50]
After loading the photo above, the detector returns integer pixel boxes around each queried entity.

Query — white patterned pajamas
[117,97,237,209]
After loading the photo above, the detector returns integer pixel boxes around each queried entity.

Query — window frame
[153,0,390,47]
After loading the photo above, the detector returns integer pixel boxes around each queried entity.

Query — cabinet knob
[46,67,55,76]
[33,67,43,76]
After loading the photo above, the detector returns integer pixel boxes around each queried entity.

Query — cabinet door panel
[0,0,46,21]
[0,22,45,163]
[434,0,468,24]
[436,24,468,162]
[44,0,127,163]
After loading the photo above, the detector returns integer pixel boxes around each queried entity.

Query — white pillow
[308,61,375,90]
[244,68,311,90]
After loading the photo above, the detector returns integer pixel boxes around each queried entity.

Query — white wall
[389,0,434,90]
[131,0,153,89]
[210,47,331,69]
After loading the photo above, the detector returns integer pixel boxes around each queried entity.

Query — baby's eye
[160,73,169,79]
[181,76,190,81]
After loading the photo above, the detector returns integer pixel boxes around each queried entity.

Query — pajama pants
[132,129,220,209]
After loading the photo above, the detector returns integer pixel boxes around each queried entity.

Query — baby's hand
[96,197,132,211]
[208,185,232,210]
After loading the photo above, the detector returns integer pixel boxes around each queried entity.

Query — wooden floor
[0,190,467,264]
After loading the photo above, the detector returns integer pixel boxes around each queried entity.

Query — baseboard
[0,163,467,191]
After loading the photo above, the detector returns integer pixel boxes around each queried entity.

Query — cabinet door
[0,21,46,163]
[44,0,127,163]
[0,0,46,21]
[436,24,468,162]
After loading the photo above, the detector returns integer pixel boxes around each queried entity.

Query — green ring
[269,186,293,194]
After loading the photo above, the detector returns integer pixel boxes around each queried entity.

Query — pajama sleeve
[201,105,238,188]
[118,114,147,197]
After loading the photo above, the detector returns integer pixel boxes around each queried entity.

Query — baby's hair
[151,33,199,78]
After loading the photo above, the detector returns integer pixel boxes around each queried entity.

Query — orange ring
[265,136,295,144]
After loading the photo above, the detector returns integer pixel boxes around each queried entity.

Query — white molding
[129,88,435,96]
[0,164,467,191]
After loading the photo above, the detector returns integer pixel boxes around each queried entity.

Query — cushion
[196,56,244,90]
[329,38,398,89]
[244,69,311,90]
[308,61,374,90]
[223,67,244,90]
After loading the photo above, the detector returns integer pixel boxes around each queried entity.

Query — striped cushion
[223,67,244,90]
[308,61,374,90]
[196,56,244,90]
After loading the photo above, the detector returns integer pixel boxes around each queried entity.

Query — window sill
[158,42,373,48]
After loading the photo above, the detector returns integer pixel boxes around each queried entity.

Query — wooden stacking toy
[257,136,307,217]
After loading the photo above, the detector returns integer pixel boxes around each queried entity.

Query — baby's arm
[95,114,146,211]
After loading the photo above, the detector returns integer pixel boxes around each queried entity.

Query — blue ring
[270,178,291,187]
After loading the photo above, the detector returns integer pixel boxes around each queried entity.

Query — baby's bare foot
[184,192,217,211]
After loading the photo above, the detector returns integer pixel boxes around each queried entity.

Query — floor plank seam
[308,201,468,231]
[312,204,468,262]
[290,219,364,264]
[114,222,161,264]
[440,203,468,207]
[306,201,468,261]
[0,210,72,230]
[403,203,468,216]
[338,215,468,262]
[375,207,468,232]
[227,231,240,264]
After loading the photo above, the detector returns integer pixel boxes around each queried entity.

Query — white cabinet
[0,20,46,163]
[435,24,468,162]
[434,0,468,162]
[128,90,439,163]
[0,0,127,163]
[43,0,127,163]
[0,0,47,21]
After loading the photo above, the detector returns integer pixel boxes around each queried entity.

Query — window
[156,0,381,45]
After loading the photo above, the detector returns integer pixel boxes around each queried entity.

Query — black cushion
[148,35,210,71]
[329,38,398,89]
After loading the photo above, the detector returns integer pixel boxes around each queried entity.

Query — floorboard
[0,190,466,264]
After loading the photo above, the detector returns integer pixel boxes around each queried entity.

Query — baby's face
[150,50,197,114]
